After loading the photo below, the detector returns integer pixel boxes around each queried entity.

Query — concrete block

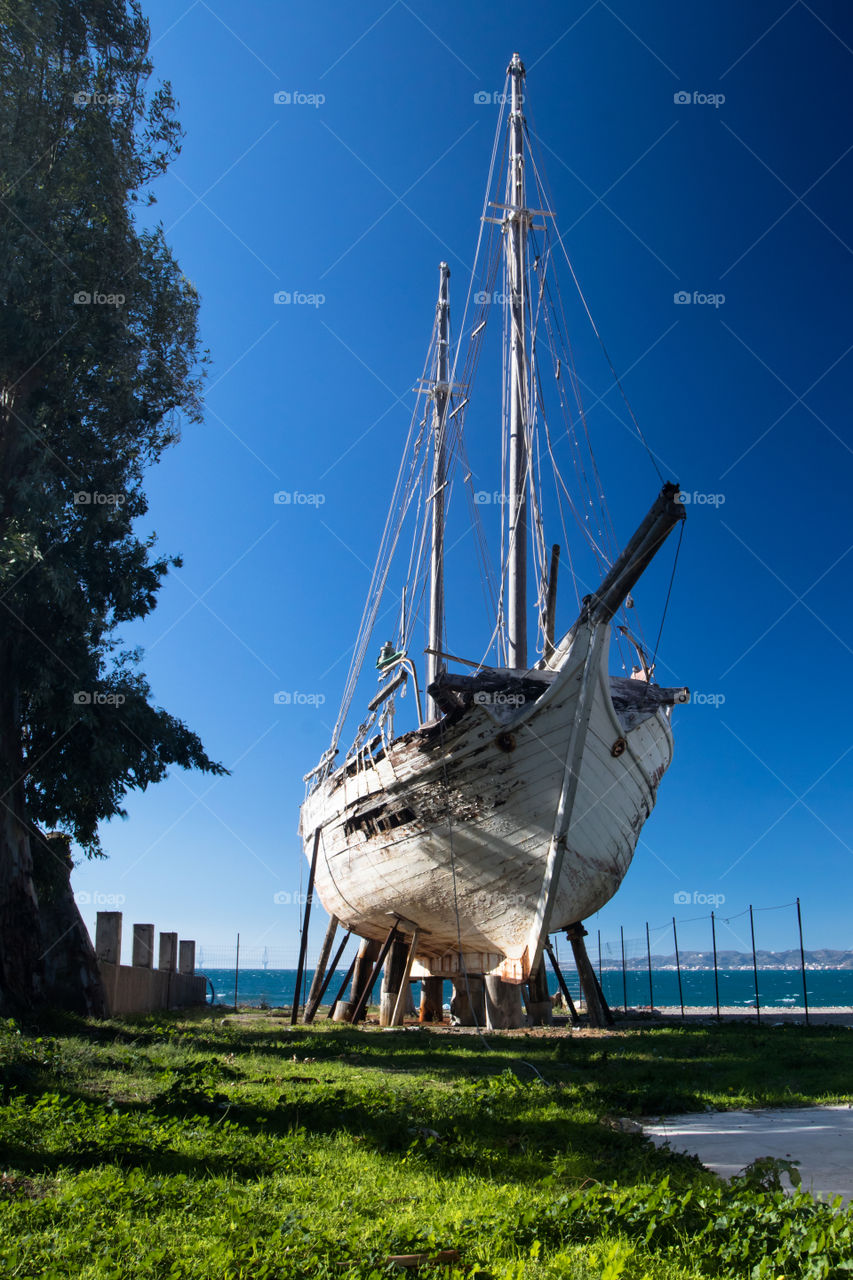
[158,931,178,972]
[132,924,155,968]
[95,911,122,965]
[178,940,196,975]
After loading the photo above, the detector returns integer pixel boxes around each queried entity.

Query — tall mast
[506,52,528,669]
[426,261,450,719]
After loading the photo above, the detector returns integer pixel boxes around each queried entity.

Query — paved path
[644,1106,853,1203]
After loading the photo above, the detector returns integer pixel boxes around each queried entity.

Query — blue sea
[198,966,853,1011]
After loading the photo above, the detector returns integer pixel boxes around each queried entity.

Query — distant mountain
[610,950,853,971]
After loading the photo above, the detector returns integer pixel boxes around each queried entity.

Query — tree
[0,1,226,1013]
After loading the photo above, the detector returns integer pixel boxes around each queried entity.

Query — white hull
[300,622,678,982]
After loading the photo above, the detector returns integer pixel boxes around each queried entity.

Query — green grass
[1,1012,852,1278]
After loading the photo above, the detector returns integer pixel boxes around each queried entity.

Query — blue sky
[72,1,853,967]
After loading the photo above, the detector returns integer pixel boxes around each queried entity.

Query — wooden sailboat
[299,54,688,989]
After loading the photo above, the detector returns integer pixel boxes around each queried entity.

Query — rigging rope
[650,519,684,674]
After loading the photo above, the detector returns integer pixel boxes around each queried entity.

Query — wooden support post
[419,976,444,1023]
[327,953,357,1021]
[566,923,613,1027]
[390,930,420,1026]
[348,923,400,1024]
[484,976,524,1029]
[305,929,351,1023]
[380,935,409,1027]
[335,937,380,1022]
[304,913,338,1019]
[526,956,553,1025]
[291,827,320,1025]
[544,939,579,1025]
[450,973,484,1026]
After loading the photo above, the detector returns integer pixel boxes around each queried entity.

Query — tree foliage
[0,2,224,880]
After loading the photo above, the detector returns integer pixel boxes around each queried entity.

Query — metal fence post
[797,897,809,1026]
[673,916,684,1020]
[620,925,627,1013]
[749,904,760,1024]
[711,911,720,1021]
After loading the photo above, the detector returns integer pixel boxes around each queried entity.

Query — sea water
[199,966,853,1010]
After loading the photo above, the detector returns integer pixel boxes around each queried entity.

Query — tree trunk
[33,832,105,1016]
[0,668,44,1013]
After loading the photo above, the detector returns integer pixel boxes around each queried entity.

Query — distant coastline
[604,950,853,971]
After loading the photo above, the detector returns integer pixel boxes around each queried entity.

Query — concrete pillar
[485,976,525,1029]
[158,931,178,972]
[419,976,444,1023]
[95,911,122,964]
[178,940,196,975]
[132,924,155,968]
[380,937,409,1027]
[450,973,485,1026]
[527,957,553,1026]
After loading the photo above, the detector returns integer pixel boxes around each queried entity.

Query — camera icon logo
[674,290,691,304]
[73,691,92,705]
[274,91,291,105]
[673,91,691,105]
[274,691,291,705]
[673,890,691,905]
[473,91,491,104]
[274,291,291,304]
[74,291,91,305]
